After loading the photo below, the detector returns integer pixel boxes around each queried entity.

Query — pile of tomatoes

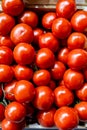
[1,0,87,130]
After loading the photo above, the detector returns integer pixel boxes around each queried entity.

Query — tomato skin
[48,80,56,90]
[0,104,5,121]
[42,12,57,29]
[39,32,59,52]
[56,0,76,19]
[10,23,34,45]
[83,68,87,81]
[33,69,51,86]
[54,86,74,107]
[54,106,79,130]
[33,86,54,110]
[13,43,35,65]
[0,13,15,35]
[2,0,24,16]
[63,69,84,90]
[52,18,72,39]
[14,80,35,103]
[5,101,26,122]
[36,48,55,69]
[37,107,56,127]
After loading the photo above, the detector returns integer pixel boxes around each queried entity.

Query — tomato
[13,43,35,65]
[39,32,59,52]
[33,69,51,86]
[36,48,55,69]
[33,86,54,110]
[0,65,14,83]
[14,65,33,81]
[75,101,87,122]
[83,68,87,81]
[24,103,34,117]
[71,10,87,32]
[2,0,24,16]
[0,13,15,35]
[0,86,3,98]
[51,61,66,80]
[54,106,79,130]
[42,12,57,29]
[48,80,56,90]
[54,86,74,107]
[18,11,38,28]
[37,107,56,127]
[67,49,87,70]
[0,104,5,121]
[52,18,72,39]
[5,101,26,122]
[56,0,76,19]
[14,80,35,103]
[10,23,34,45]
[63,69,84,90]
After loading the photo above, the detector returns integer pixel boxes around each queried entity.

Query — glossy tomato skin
[2,0,24,16]
[39,32,59,52]
[56,0,76,19]
[0,104,5,121]
[54,106,79,130]
[42,12,57,29]
[63,69,84,90]
[71,10,87,32]
[10,23,34,45]
[67,49,87,70]
[52,18,72,39]
[5,101,26,122]
[54,86,74,107]
[36,48,55,69]
[33,86,54,110]
[37,107,56,127]
[33,69,51,86]
[14,80,35,103]
[13,43,35,65]
[0,13,15,35]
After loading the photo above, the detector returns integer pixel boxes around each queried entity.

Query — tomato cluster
[0,0,87,130]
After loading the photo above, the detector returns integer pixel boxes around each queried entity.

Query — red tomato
[39,32,59,52]
[0,86,3,98]
[24,103,34,117]
[71,10,87,32]
[67,49,87,70]
[10,23,34,45]
[51,61,66,80]
[2,0,24,16]
[18,11,38,28]
[63,69,84,90]
[0,103,5,121]
[48,80,56,90]
[36,48,55,69]
[54,86,74,107]
[33,69,51,86]
[52,18,72,39]
[33,86,54,110]
[56,0,76,19]
[42,12,57,29]
[5,101,26,122]
[14,80,35,103]
[54,106,79,130]
[13,43,35,65]
[0,13,15,35]
[37,107,56,127]
[83,68,87,81]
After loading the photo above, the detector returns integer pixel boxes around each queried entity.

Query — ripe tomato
[13,43,35,65]
[14,80,35,103]
[42,12,57,29]
[0,86,3,98]
[18,11,38,28]
[48,80,56,90]
[39,32,59,52]
[83,68,87,81]
[33,69,51,86]
[0,13,15,35]
[36,48,55,69]
[0,103,5,121]
[63,69,84,90]
[52,18,72,39]
[2,0,24,16]
[54,106,79,130]
[54,86,74,107]
[10,23,34,45]
[5,101,26,122]
[33,86,54,110]
[37,107,56,127]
